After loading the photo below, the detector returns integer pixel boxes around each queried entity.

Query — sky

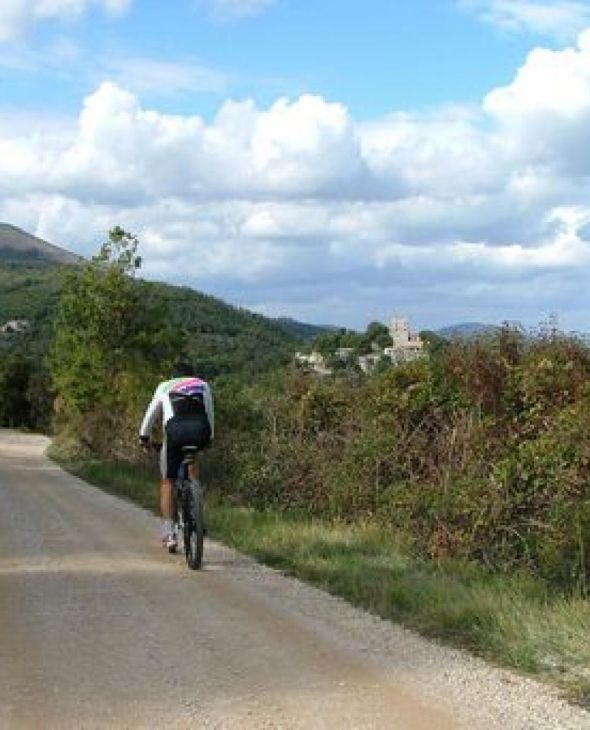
[2,1,590,331]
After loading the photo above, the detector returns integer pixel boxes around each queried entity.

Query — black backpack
[170,390,206,418]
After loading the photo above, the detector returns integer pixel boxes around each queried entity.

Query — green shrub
[207,328,590,593]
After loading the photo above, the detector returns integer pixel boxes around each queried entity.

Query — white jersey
[140,377,214,439]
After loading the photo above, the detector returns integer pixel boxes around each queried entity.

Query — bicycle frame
[172,446,204,569]
[148,441,204,569]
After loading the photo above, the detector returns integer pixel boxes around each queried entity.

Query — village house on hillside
[294,350,331,375]
[358,353,383,374]
[0,319,30,335]
[296,314,424,375]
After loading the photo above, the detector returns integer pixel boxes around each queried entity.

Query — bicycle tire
[183,479,204,570]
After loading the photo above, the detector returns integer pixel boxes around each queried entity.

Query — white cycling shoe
[161,522,178,552]
[164,532,178,552]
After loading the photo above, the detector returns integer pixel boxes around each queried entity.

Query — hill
[0,223,80,265]
[0,263,300,377]
[436,322,498,339]
[140,281,300,378]
[0,227,301,378]
[273,317,337,341]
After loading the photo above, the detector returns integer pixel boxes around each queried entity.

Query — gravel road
[0,430,588,729]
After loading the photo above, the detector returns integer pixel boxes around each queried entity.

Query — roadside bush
[209,328,590,593]
[50,228,178,459]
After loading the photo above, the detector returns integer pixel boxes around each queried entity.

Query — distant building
[385,316,424,363]
[294,315,424,376]
[0,319,30,335]
[335,347,355,360]
[358,353,383,374]
[295,351,331,375]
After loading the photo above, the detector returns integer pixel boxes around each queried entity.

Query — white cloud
[0,0,131,42]
[484,29,590,175]
[205,0,275,21]
[373,206,590,272]
[13,82,364,201]
[101,0,130,13]
[460,0,590,41]
[0,42,228,103]
[4,29,590,328]
[485,29,590,118]
[0,35,82,72]
[103,56,229,96]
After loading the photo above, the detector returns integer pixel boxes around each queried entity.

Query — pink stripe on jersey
[171,377,206,393]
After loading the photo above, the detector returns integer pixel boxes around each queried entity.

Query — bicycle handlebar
[140,438,162,453]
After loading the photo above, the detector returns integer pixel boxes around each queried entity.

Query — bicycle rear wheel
[183,479,204,570]
[169,479,182,554]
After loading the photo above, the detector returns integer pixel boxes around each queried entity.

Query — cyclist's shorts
[161,415,211,479]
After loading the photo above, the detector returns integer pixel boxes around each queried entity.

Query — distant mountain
[436,322,498,339]
[0,223,81,265]
[273,317,338,341]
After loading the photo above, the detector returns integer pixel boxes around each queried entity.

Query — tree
[0,354,33,428]
[365,321,391,349]
[419,330,447,355]
[50,227,180,454]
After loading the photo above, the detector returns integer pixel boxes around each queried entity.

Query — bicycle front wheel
[183,479,204,570]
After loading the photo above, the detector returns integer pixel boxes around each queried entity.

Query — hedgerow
[208,327,590,592]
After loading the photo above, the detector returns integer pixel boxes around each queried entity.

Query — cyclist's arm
[204,385,214,439]
[139,385,164,438]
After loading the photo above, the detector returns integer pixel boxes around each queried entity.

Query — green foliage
[0,351,53,430]
[141,281,297,379]
[313,328,362,356]
[208,326,590,593]
[0,245,300,384]
[50,228,178,455]
[273,317,334,341]
[0,354,30,428]
[312,320,393,364]
[0,227,301,443]
[0,263,62,356]
[364,321,391,349]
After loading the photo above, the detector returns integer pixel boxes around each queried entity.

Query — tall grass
[208,504,590,704]
[51,449,590,706]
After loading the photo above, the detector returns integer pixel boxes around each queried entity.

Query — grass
[49,447,590,707]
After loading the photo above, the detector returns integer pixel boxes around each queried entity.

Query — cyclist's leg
[159,478,175,538]
[187,458,199,481]
[187,414,211,480]
[159,436,180,547]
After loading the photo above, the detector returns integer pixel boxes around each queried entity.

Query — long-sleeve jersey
[139,377,215,439]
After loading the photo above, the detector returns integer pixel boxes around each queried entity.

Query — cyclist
[139,372,214,549]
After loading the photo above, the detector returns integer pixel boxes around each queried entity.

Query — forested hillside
[272,317,336,340]
[0,264,63,351]
[0,228,302,429]
[0,262,298,377]
[139,281,298,378]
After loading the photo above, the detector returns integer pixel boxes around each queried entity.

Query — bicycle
[170,445,205,570]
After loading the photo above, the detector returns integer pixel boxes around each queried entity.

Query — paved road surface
[0,431,587,729]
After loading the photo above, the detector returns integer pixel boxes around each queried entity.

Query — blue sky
[1,1,539,116]
[2,0,590,331]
